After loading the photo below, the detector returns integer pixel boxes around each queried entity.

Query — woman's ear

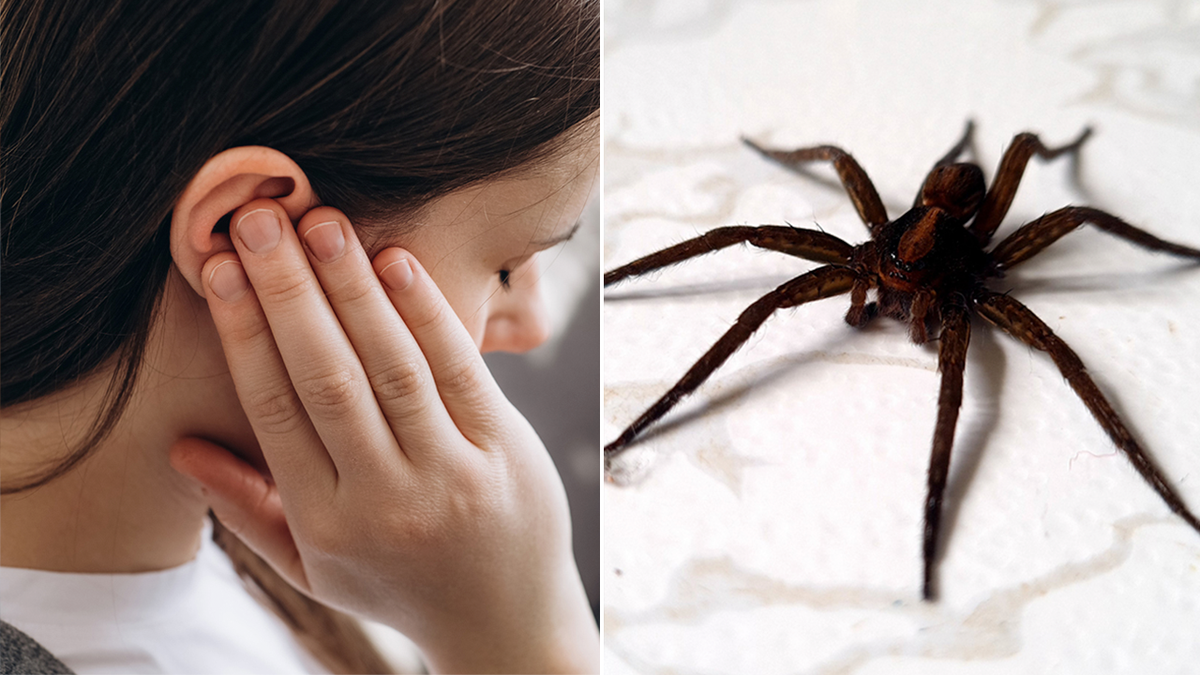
[170,146,319,296]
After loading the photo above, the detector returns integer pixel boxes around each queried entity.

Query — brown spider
[603,121,1200,600]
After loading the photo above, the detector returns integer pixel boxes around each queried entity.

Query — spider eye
[499,269,511,289]
[889,249,926,273]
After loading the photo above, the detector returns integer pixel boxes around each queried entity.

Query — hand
[169,199,599,674]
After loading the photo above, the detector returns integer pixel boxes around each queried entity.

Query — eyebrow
[529,218,583,250]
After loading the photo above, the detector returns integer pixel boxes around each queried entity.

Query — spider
[603,121,1200,600]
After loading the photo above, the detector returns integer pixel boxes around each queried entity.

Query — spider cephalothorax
[603,122,1200,600]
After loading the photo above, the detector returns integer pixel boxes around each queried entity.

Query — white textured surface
[602,0,1200,673]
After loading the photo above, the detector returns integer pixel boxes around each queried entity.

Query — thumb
[169,437,310,592]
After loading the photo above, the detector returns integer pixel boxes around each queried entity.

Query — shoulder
[0,621,73,675]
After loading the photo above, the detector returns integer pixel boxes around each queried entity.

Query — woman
[1,0,600,672]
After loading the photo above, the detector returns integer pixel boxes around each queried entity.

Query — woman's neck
[1,270,258,573]
[1,403,209,573]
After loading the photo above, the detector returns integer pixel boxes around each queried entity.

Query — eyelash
[498,269,512,290]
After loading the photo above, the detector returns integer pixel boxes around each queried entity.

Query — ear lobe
[171,146,318,296]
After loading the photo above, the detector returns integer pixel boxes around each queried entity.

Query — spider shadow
[623,328,859,450]
[996,258,1200,298]
[604,272,802,302]
[1065,151,1093,203]
[785,164,851,194]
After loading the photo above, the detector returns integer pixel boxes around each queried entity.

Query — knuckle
[242,383,308,435]
[380,466,496,545]
[324,276,376,307]
[437,352,486,398]
[220,312,275,348]
[256,273,315,306]
[369,361,430,405]
[293,367,361,416]
[405,296,449,334]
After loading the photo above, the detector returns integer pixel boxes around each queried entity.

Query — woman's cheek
[446,283,493,351]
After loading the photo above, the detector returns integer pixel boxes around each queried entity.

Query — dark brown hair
[1,0,598,671]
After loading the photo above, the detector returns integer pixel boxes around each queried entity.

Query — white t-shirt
[0,522,325,674]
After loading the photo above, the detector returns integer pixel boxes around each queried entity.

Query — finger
[169,437,310,593]
[294,208,459,459]
[228,199,399,474]
[374,248,509,445]
[202,249,338,499]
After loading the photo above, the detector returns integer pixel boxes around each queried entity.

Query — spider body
[604,122,1200,600]
[849,204,992,340]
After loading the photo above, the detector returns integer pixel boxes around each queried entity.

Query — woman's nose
[480,262,550,354]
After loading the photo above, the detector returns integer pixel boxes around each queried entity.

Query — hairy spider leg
[990,206,1200,269]
[604,226,854,287]
[970,128,1093,244]
[977,293,1200,533]
[921,304,971,600]
[604,266,857,462]
[912,121,978,210]
[741,138,889,236]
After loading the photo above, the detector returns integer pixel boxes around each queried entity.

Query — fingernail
[236,209,280,254]
[209,260,249,302]
[302,221,345,263]
[379,259,413,291]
